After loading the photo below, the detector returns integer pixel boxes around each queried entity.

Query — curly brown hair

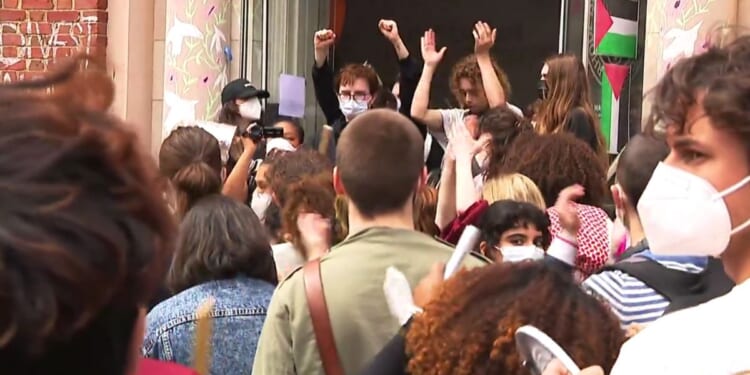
[281,171,340,258]
[406,262,624,375]
[269,149,332,206]
[450,54,512,105]
[0,55,175,373]
[495,132,607,207]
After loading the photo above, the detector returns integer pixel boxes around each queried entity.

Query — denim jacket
[143,277,276,375]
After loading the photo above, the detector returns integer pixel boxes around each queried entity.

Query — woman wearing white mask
[477,200,551,262]
[218,78,269,128]
[608,36,750,374]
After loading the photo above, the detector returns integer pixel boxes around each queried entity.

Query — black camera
[245,125,284,142]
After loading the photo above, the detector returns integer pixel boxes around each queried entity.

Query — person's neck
[625,214,646,246]
[347,204,415,236]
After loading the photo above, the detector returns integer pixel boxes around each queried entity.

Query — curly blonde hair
[406,262,624,375]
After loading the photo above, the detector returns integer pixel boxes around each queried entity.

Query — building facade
[1,0,748,156]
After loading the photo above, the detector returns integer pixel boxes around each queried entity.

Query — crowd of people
[0,17,749,375]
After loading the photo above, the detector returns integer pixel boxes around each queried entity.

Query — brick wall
[0,0,107,82]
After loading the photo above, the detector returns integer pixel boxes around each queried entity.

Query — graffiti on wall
[162,0,230,140]
[659,0,716,75]
[0,16,99,82]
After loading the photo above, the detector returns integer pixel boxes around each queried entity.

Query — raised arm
[411,29,446,134]
[311,29,344,125]
[435,149,457,230]
[222,134,256,203]
[450,122,486,213]
[379,19,409,60]
[473,22,506,108]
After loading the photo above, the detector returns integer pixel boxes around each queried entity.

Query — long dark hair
[537,54,607,164]
[479,106,532,179]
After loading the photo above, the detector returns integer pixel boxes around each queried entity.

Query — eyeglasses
[338,91,370,102]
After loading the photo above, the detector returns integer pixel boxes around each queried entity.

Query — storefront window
[241,0,330,146]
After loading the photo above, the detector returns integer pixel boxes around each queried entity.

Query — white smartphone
[515,325,581,375]
[443,225,481,279]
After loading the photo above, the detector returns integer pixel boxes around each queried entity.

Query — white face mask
[239,98,262,120]
[637,162,750,257]
[340,99,368,119]
[251,190,272,222]
[498,245,545,263]
[396,97,402,112]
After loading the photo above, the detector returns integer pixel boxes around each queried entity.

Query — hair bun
[172,162,222,213]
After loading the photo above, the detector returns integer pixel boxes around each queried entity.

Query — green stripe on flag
[601,72,613,150]
[597,32,637,59]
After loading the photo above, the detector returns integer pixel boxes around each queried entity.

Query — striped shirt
[582,249,707,329]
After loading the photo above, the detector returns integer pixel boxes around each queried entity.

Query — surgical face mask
[637,162,750,257]
[251,190,272,222]
[497,245,545,263]
[239,98,262,120]
[537,80,548,100]
[340,99,368,119]
[396,97,402,112]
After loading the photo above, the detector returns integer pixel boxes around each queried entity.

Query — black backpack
[603,256,735,314]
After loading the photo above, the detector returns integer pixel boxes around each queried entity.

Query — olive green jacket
[252,227,488,375]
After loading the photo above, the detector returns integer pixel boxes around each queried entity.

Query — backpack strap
[303,259,344,375]
[604,256,701,303]
[604,256,734,314]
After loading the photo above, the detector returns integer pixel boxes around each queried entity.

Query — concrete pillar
[108,0,155,153]
[739,0,750,28]
[161,0,231,141]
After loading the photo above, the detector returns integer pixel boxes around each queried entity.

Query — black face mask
[537,80,548,100]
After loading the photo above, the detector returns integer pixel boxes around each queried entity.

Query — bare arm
[411,64,444,133]
[454,154,481,213]
[411,29,448,134]
[450,125,488,213]
[435,156,456,230]
[222,136,256,202]
[474,22,506,108]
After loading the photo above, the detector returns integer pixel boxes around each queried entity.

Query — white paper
[383,267,420,325]
[278,74,306,118]
[192,120,237,163]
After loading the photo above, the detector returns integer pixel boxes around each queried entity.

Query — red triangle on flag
[604,63,630,100]
[595,0,613,48]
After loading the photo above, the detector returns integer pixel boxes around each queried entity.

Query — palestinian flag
[601,64,629,153]
[595,0,639,59]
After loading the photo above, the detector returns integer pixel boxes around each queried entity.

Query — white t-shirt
[611,278,750,375]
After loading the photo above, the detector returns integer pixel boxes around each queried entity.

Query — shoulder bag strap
[303,258,344,375]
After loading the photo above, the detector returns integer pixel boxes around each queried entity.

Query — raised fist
[378,19,400,42]
[314,29,335,51]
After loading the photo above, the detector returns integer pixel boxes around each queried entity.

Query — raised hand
[313,29,335,51]
[555,184,585,235]
[473,21,497,56]
[378,19,400,43]
[296,212,331,260]
[447,117,488,161]
[420,29,447,67]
